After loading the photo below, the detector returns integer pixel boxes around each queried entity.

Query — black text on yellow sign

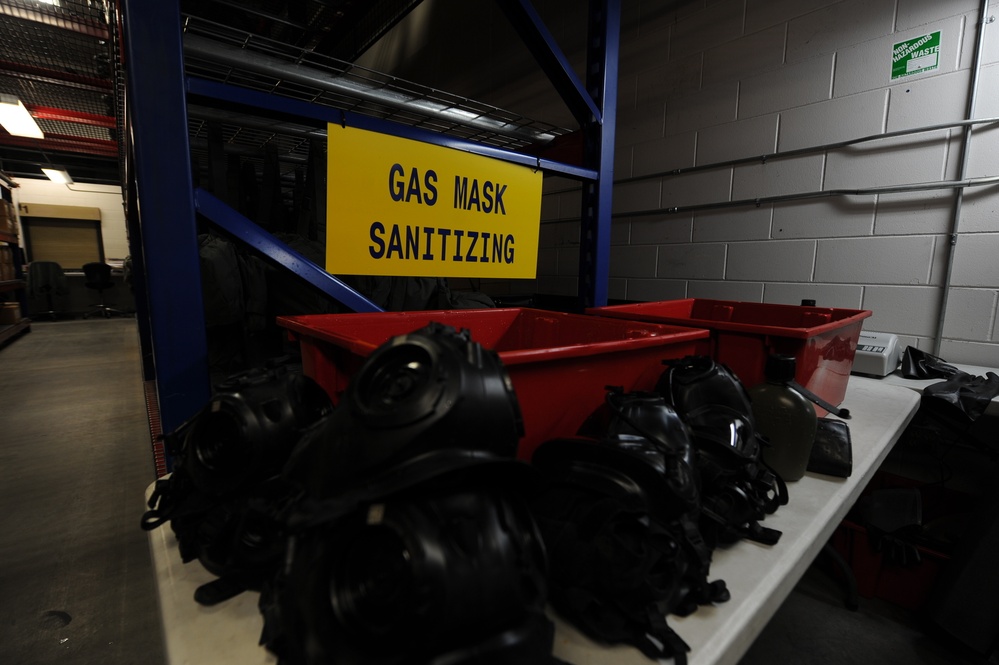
[326,125,542,278]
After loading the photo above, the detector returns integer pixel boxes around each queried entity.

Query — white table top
[146,376,920,665]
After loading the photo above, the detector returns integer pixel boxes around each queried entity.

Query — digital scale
[852,331,903,377]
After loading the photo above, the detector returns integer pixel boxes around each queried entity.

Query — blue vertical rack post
[122,0,211,445]
[580,0,620,309]
[499,0,620,309]
[121,0,620,465]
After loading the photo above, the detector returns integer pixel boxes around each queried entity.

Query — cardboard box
[0,302,21,324]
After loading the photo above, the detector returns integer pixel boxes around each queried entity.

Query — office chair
[26,261,68,320]
[82,262,126,318]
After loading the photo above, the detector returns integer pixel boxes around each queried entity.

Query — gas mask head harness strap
[529,389,730,665]
[657,355,787,547]
[260,322,555,665]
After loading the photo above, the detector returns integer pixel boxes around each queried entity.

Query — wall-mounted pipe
[615,116,999,185]
[608,175,999,219]
[933,0,993,355]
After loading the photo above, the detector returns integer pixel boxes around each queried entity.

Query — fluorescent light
[0,94,44,139]
[42,167,73,184]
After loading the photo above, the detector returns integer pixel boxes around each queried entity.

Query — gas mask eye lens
[332,526,415,638]
[193,412,248,478]
[358,345,434,411]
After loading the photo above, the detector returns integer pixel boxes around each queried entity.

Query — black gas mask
[260,323,554,665]
[529,389,729,665]
[657,355,787,547]
[141,362,332,604]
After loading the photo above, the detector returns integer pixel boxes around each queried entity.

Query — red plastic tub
[278,308,709,459]
[586,299,871,410]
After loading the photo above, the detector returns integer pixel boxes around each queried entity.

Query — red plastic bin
[278,308,709,460]
[586,299,871,410]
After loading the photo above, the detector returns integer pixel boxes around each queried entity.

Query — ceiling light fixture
[0,94,44,139]
[42,166,73,184]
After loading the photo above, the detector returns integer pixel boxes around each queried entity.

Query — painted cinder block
[739,55,835,119]
[661,169,734,209]
[745,0,841,34]
[874,190,957,236]
[617,73,638,113]
[950,233,999,287]
[693,206,773,243]
[786,0,896,62]
[731,154,824,200]
[657,243,727,279]
[558,190,583,221]
[726,239,817,282]
[824,132,949,190]
[542,176,578,195]
[616,103,667,146]
[938,339,999,366]
[540,194,560,222]
[620,24,671,77]
[669,0,745,59]
[636,54,703,107]
[538,247,558,276]
[763,282,865,308]
[626,278,688,302]
[696,114,779,165]
[611,220,631,246]
[702,25,787,88]
[608,278,628,301]
[538,221,580,249]
[631,215,694,245]
[815,235,936,284]
[665,82,739,136]
[556,247,580,277]
[941,288,998,341]
[778,89,889,151]
[861,285,942,336]
[772,198,876,239]
[985,4,999,66]
[895,0,979,31]
[612,180,662,215]
[834,15,967,99]
[537,275,577,296]
[887,69,972,132]
[633,131,697,176]
[610,244,659,279]
[688,280,766,301]
[615,142,634,180]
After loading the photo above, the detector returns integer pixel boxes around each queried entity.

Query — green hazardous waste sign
[892,31,941,80]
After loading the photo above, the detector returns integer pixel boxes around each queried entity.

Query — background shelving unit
[120,0,620,467]
[0,172,29,348]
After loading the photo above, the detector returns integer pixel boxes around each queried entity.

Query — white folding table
[146,376,920,665]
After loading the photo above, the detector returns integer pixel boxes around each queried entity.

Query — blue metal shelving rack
[120,0,620,468]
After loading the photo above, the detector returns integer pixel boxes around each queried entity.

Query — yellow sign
[326,125,542,278]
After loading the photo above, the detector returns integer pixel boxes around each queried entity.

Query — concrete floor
[0,319,165,665]
[0,318,990,665]
[740,561,985,665]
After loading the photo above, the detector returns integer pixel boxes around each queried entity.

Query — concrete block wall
[499,0,999,366]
